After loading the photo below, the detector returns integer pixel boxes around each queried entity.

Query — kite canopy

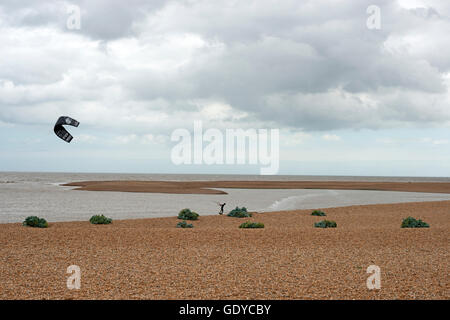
[54,116,80,143]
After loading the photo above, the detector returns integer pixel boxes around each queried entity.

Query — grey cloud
[0,0,449,133]
[0,0,168,40]
[74,0,166,40]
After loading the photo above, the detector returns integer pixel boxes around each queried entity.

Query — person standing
[218,203,226,215]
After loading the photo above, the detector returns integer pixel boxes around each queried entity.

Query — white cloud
[323,134,341,141]
[114,134,138,144]
[141,134,168,145]
[432,139,449,145]
[77,134,97,143]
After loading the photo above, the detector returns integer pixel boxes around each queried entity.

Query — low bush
[178,208,199,220]
[89,214,112,225]
[311,210,326,216]
[314,220,337,228]
[23,216,48,228]
[401,217,429,228]
[239,221,264,229]
[227,207,252,218]
[177,220,194,228]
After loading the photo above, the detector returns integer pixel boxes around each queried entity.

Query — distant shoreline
[63,180,450,195]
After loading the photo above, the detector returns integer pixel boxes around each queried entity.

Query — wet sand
[0,201,448,300]
[63,180,450,195]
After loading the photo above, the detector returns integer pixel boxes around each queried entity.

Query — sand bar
[63,180,450,194]
[0,200,448,299]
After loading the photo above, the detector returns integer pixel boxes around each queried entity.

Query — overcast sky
[0,0,449,176]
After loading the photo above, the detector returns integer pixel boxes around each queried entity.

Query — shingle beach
[1,200,448,300]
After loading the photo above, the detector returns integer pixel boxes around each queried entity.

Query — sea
[1,172,450,223]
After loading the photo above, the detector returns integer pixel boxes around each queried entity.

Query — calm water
[1,172,449,223]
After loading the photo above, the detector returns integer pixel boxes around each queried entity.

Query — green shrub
[311,210,326,216]
[314,220,337,228]
[239,221,264,229]
[227,206,252,218]
[177,220,194,228]
[401,217,429,228]
[23,216,48,228]
[177,208,199,220]
[89,214,112,225]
